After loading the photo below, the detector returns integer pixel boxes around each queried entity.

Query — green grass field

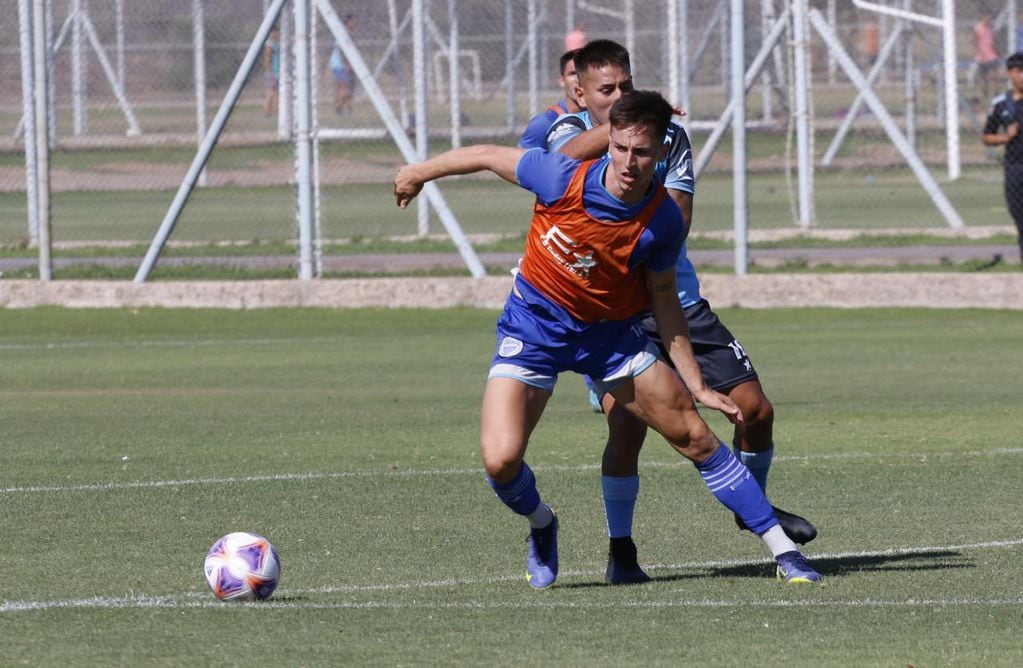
[1,307,1022,665]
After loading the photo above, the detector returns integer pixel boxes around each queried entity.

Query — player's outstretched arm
[645,266,744,426]
[393,144,526,208]
[557,125,611,160]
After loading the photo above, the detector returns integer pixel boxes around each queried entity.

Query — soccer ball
[203,531,281,601]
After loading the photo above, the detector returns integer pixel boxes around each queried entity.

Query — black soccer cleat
[735,505,818,545]
[605,536,651,585]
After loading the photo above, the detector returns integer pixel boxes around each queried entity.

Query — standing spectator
[860,20,880,68]
[263,26,281,117]
[329,14,358,115]
[518,50,581,149]
[982,52,1023,262]
[565,25,586,51]
[975,13,1001,102]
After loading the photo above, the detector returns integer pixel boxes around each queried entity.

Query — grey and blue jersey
[544,110,702,306]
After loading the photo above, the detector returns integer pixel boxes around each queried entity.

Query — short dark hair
[608,90,673,142]
[559,49,580,74]
[573,39,630,77]
[1007,52,1023,69]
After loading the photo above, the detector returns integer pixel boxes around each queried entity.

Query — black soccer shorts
[640,299,759,392]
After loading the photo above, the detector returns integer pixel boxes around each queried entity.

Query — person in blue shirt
[393,91,822,589]
[329,14,357,115]
[519,49,583,149]
[546,40,817,584]
[262,26,282,117]
[982,52,1023,262]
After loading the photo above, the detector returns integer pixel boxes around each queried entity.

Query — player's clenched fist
[393,165,424,208]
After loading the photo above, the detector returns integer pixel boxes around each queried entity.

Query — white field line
[3,447,1022,495]
[2,538,1021,613]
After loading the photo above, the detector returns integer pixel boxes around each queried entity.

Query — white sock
[527,503,554,529]
[761,524,798,558]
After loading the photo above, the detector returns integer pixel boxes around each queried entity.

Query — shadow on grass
[557,549,972,590]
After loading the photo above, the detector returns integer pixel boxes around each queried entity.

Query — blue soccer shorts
[487,290,658,394]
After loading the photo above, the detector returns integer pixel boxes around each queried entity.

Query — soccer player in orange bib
[393,90,821,589]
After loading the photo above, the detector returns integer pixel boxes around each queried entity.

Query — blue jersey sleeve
[519,109,559,149]
[629,196,685,273]
[545,114,588,151]
[661,122,695,194]
[515,148,581,205]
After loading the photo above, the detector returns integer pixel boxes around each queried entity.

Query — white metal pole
[449,0,461,148]
[527,0,538,117]
[294,0,314,280]
[809,8,964,227]
[19,0,39,245]
[311,2,322,277]
[566,0,574,35]
[72,0,85,135]
[731,0,747,275]
[792,0,815,228]
[46,0,56,146]
[135,0,288,283]
[413,0,430,236]
[761,0,773,121]
[33,0,51,280]
[694,7,790,178]
[316,0,485,277]
[193,0,208,187]
[942,0,960,180]
[821,22,906,165]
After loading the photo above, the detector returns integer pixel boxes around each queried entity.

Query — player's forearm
[558,126,610,160]
[983,132,1015,146]
[408,145,523,184]
[646,269,707,395]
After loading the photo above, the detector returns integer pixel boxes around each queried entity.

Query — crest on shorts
[499,336,524,357]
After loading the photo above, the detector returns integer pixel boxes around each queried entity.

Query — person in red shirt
[393,91,822,589]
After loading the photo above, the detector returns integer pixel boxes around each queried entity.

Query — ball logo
[499,336,523,357]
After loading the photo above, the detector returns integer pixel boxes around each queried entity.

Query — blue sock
[732,443,774,493]
[602,475,639,538]
[487,461,541,516]
[696,444,776,535]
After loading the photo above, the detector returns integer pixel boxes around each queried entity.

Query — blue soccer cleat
[587,388,603,413]
[605,536,651,585]
[775,550,821,584]
[735,505,818,545]
[526,515,559,589]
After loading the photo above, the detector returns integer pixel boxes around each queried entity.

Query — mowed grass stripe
[3,447,1021,495]
[4,538,1021,613]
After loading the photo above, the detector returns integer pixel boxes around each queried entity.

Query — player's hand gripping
[691,386,744,426]
[393,165,424,208]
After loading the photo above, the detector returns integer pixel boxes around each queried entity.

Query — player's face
[605,123,666,203]
[1009,66,1023,92]
[559,60,579,106]
[575,64,633,125]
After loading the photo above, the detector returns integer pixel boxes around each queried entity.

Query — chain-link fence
[1,0,1019,278]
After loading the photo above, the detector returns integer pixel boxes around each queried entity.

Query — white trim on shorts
[591,344,659,396]
[488,363,557,392]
